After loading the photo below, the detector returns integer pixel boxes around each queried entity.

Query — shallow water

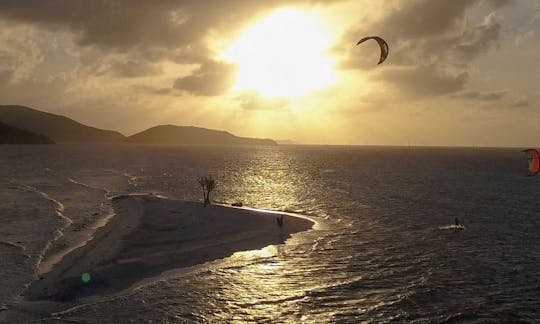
[1,144,539,323]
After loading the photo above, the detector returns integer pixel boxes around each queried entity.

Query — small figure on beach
[455,217,461,226]
[276,215,284,228]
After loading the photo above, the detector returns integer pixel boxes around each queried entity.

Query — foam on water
[68,177,111,196]
[438,224,466,230]
[14,184,72,273]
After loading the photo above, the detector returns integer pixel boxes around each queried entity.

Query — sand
[24,195,314,301]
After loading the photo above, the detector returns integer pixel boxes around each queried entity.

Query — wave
[30,177,121,275]
[103,169,139,185]
[0,241,26,252]
[438,225,465,230]
[14,184,73,273]
[67,177,111,196]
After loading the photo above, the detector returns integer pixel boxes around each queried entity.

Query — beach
[24,195,314,301]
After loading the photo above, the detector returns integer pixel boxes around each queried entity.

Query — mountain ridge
[0,105,124,143]
[0,105,277,146]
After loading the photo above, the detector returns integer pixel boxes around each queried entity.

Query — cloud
[453,91,532,110]
[107,60,162,78]
[452,89,508,101]
[0,69,13,87]
[514,29,535,45]
[0,74,72,109]
[336,0,476,66]
[375,65,468,99]
[338,1,503,68]
[454,12,501,61]
[488,0,517,8]
[235,92,289,110]
[0,1,197,50]
[0,21,45,81]
[511,98,529,108]
[132,85,175,96]
[373,1,473,39]
[173,59,237,96]
[0,0,345,98]
[0,1,343,60]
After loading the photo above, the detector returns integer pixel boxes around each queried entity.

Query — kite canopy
[523,149,540,176]
[356,36,389,65]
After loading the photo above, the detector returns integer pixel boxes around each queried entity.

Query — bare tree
[198,175,215,206]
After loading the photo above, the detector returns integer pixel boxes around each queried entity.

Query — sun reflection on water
[224,149,306,212]
[212,250,310,322]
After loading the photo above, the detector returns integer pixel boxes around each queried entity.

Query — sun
[223,9,336,99]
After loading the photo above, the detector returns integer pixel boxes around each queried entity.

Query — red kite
[523,149,540,176]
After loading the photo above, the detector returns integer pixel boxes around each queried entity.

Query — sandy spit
[24,195,314,301]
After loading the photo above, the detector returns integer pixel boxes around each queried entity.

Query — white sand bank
[24,195,314,301]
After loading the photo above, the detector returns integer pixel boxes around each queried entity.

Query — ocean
[1,144,539,323]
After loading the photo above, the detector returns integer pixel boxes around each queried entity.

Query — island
[24,195,313,301]
[0,121,55,144]
[125,125,277,146]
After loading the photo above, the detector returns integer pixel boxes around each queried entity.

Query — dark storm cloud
[173,60,237,96]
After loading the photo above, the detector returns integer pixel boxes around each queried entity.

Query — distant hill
[0,121,55,144]
[276,139,298,145]
[126,125,277,146]
[0,105,125,143]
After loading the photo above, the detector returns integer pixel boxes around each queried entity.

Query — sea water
[1,144,539,323]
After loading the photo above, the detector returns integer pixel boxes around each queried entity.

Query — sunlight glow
[224,9,336,99]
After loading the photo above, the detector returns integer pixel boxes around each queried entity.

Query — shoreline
[23,195,314,301]
[37,209,115,276]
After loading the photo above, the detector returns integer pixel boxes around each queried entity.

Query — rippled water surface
[1,145,539,323]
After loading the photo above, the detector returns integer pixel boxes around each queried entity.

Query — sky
[0,0,538,146]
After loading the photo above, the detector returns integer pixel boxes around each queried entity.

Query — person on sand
[276,215,284,228]
[455,217,461,226]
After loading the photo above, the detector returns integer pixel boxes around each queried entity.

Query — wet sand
[24,195,314,301]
